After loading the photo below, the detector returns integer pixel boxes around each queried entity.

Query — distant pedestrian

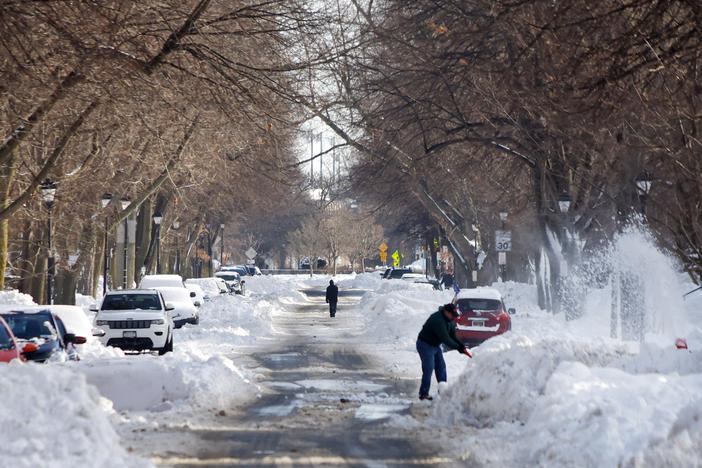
[326,280,339,317]
[416,303,471,400]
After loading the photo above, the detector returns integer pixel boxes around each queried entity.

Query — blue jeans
[416,338,446,397]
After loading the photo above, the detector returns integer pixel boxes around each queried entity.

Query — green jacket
[418,310,463,350]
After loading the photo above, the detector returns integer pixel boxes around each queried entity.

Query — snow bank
[79,353,254,412]
[433,334,628,425]
[525,362,702,467]
[75,291,270,412]
[0,289,36,305]
[0,362,150,468]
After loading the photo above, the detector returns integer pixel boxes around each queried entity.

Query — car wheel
[159,334,173,355]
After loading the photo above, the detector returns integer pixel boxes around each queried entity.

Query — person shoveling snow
[416,303,471,400]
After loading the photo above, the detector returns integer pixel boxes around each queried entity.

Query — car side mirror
[190,291,196,298]
[165,303,175,311]
[194,301,201,307]
[92,328,106,337]
[508,308,516,315]
[21,343,38,354]
[89,304,99,312]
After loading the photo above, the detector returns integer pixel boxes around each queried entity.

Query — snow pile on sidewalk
[0,362,150,468]
[0,289,36,305]
[77,291,272,412]
[350,275,452,348]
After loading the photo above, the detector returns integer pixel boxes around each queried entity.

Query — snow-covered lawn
[1,264,701,467]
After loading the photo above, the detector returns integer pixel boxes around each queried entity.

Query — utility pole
[309,131,314,187]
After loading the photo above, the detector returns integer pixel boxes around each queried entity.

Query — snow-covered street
[3,263,702,467]
[140,285,453,467]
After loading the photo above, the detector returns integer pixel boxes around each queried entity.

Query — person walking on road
[416,303,471,400]
[326,280,339,317]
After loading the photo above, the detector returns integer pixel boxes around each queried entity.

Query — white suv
[92,290,174,355]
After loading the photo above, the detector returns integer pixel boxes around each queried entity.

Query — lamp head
[558,191,571,213]
[100,193,113,208]
[636,170,653,194]
[40,179,57,207]
[152,211,163,226]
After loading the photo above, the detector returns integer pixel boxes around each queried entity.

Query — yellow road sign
[380,252,387,262]
[391,250,400,267]
[379,243,388,252]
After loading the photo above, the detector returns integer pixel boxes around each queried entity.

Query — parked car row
[90,273,246,356]
[0,305,89,363]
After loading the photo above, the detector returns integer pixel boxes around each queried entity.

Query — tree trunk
[31,256,46,304]
[135,199,152,279]
[18,221,35,294]
[0,147,19,289]
[91,236,103,297]
[54,269,77,305]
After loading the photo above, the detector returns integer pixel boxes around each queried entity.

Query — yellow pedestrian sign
[391,250,400,267]
[379,243,388,252]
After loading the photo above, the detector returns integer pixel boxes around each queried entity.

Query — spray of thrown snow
[561,225,687,342]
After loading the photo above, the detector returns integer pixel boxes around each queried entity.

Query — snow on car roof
[0,304,52,314]
[455,287,503,301]
[105,289,161,295]
[141,274,182,280]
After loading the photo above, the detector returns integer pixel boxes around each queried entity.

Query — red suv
[452,288,514,347]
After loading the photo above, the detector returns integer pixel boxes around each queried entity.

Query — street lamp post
[635,170,653,216]
[120,196,130,289]
[101,193,112,295]
[471,223,479,286]
[40,179,57,305]
[172,221,180,275]
[498,212,508,281]
[152,211,163,273]
[220,223,225,268]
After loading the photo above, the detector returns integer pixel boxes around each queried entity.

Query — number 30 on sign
[495,230,512,252]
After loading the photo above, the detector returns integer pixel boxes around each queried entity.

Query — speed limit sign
[495,230,512,252]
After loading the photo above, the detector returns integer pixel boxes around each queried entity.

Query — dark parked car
[244,265,262,276]
[300,257,327,269]
[0,307,86,362]
[383,268,413,279]
[221,265,250,277]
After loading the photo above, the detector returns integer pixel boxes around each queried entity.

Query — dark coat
[326,284,339,303]
[418,310,462,350]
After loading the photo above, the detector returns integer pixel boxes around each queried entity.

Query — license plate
[123,331,137,338]
[472,320,486,327]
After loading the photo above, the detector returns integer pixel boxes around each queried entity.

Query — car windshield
[1,313,57,340]
[0,323,13,349]
[217,273,240,281]
[457,298,502,312]
[102,294,161,311]
[389,270,410,278]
